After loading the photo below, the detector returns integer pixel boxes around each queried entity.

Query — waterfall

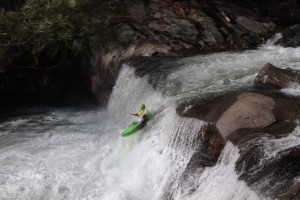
[0,41,300,200]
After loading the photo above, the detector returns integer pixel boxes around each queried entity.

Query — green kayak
[120,122,144,137]
[121,115,150,137]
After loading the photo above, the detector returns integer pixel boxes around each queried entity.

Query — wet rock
[177,89,300,197]
[285,146,300,157]
[277,146,300,199]
[235,141,300,198]
[178,91,300,140]
[90,76,112,105]
[228,120,296,145]
[179,123,223,179]
[278,181,300,200]
[164,123,224,200]
[177,92,239,123]
[90,38,175,103]
[255,63,300,89]
[216,93,276,138]
[91,0,278,104]
[275,25,300,47]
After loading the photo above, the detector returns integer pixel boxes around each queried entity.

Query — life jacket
[137,109,146,117]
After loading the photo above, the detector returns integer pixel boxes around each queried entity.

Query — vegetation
[0,0,140,70]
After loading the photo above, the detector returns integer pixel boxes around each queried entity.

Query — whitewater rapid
[0,40,300,200]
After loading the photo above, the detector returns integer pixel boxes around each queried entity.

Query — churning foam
[1,42,300,199]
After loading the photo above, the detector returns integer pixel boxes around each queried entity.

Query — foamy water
[0,40,300,200]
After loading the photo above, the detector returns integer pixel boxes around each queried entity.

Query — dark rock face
[0,59,99,106]
[236,141,300,198]
[91,0,279,103]
[233,0,300,24]
[276,146,300,199]
[90,0,300,105]
[279,181,300,200]
[91,0,300,104]
[275,25,300,47]
[255,63,300,89]
[93,0,300,103]
[146,0,276,52]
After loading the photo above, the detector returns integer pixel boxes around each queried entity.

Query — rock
[90,76,112,105]
[90,38,176,103]
[284,146,300,157]
[275,25,300,47]
[185,123,223,169]
[177,92,240,123]
[178,91,300,140]
[134,39,173,57]
[278,181,300,200]
[255,63,300,88]
[276,146,300,199]
[0,53,99,106]
[216,93,276,138]
[235,16,272,34]
[228,120,295,145]
[162,123,224,199]
[91,0,279,104]
[177,88,300,197]
[235,142,300,198]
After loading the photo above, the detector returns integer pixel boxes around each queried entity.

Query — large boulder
[177,91,300,198]
[216,93,276,138]
[177,91,300,141]
[255,63,300,89]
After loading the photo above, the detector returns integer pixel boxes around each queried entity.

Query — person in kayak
[130,104,147,124]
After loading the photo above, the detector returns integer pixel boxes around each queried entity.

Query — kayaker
[130,104,147,124]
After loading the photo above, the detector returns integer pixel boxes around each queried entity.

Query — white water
[0,42,300,200]
[174,142,265,200]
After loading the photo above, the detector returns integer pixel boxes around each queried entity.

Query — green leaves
[0,0,143,70]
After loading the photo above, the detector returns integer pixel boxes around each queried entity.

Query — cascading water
[0,38,300,200]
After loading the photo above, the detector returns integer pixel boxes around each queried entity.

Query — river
[0,35,300,200]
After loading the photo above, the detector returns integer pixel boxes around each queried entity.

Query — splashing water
[0,41,300,200]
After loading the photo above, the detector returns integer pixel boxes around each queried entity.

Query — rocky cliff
[91,0,299,104]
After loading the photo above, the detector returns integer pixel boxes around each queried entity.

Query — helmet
[140,104,145,109]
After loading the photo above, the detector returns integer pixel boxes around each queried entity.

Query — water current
[0,36,300,200]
